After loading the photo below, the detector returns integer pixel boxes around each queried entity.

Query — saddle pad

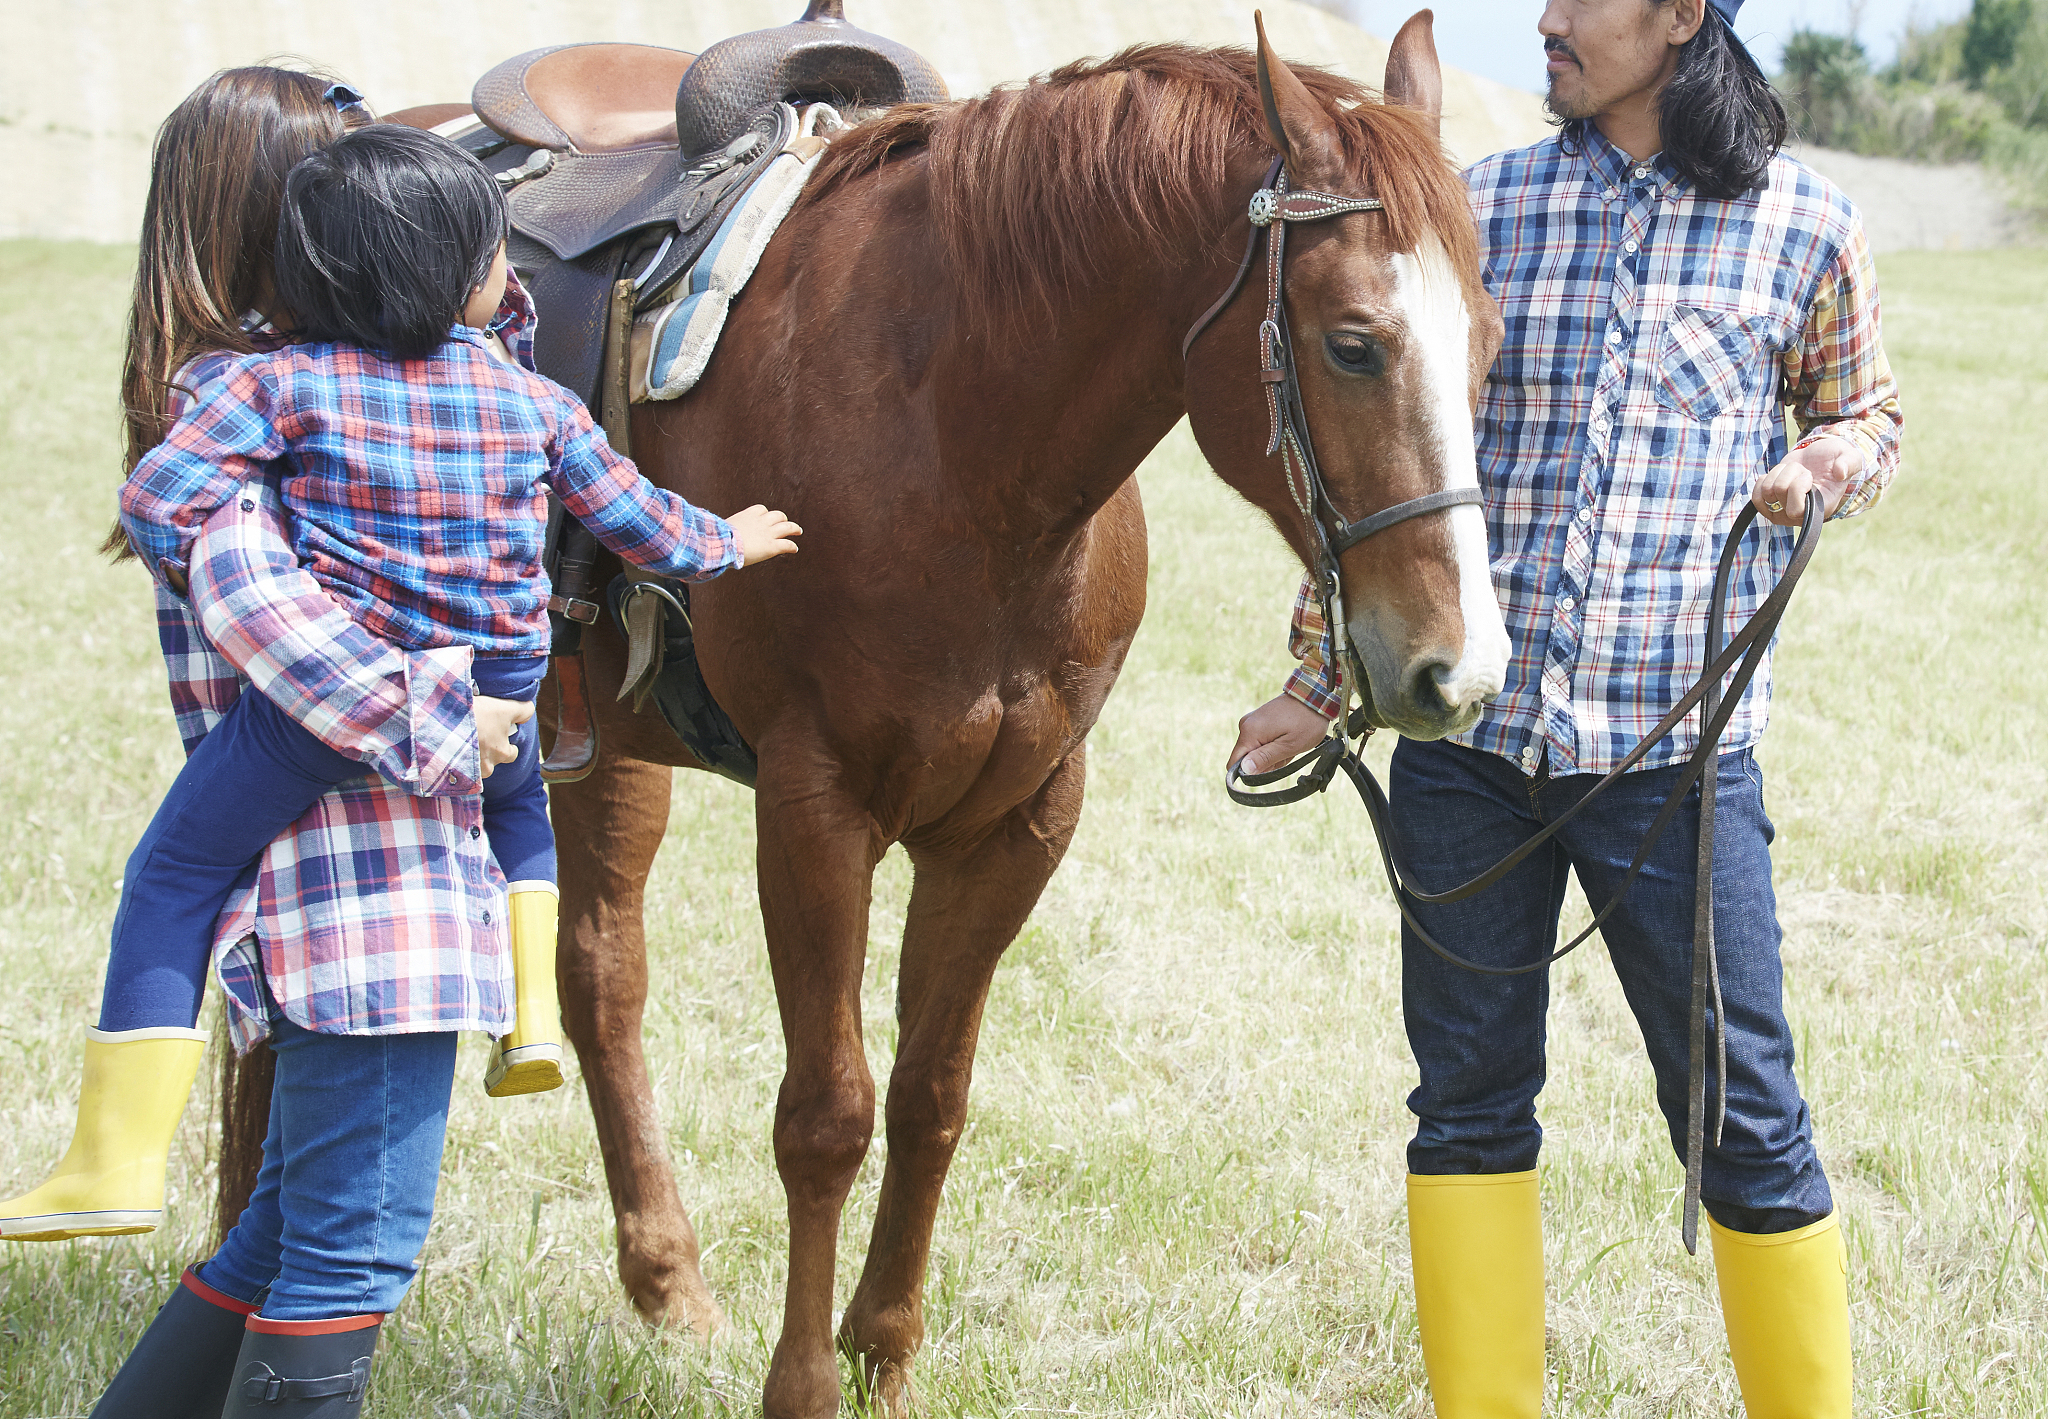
[630,107,841,402]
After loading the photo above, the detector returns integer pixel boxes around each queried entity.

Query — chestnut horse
[235,14,1510,1415]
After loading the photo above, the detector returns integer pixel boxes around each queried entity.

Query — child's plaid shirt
[121,279,741,659]
[1285,129,1903,775]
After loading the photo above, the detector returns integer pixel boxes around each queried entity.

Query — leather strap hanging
[539,276,636,782]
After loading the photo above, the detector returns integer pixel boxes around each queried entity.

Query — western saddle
[427,1,946,783]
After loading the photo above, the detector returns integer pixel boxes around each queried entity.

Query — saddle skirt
[631,104,842,403]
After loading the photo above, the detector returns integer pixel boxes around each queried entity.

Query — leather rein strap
[1202,158,1827,1254]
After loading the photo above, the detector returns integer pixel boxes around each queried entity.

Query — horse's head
[1189,12,1509,740]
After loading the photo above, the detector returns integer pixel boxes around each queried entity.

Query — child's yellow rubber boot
[1,1025,209,1240]
[1408,1170,1545,1417]
[484,882,564,1096]
[1710,1212,1852,1419]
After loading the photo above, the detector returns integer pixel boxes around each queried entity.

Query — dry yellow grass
[1,240,2044,1416]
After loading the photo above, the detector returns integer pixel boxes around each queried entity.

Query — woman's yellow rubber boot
[1710,1212,1852,1418]
[484,882,565,1096]
[1408,1171,1545,1418]
[0,1025,209,1240]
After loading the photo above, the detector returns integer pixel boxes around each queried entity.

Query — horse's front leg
[755,749,883,1419]
[551,749,725,1334]
[839,748,1088,1415]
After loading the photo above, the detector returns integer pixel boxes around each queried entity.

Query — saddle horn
[674,0,948,160]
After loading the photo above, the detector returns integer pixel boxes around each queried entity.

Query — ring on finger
[1766,499,1785,513]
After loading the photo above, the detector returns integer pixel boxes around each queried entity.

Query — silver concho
[1248,188,1280,227]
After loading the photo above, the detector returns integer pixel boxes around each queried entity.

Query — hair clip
[323,83,369,116]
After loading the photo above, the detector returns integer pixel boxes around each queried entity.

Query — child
[1,123,799,1248]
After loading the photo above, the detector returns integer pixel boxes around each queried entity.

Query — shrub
[1774,3,2048,214]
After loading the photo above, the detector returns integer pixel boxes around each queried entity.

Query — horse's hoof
[762,1343,842,1419]
[628,1279,727,1339]
[861,1359,914,1419]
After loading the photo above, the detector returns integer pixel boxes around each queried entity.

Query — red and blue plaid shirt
[137,285,543,1048]
[121,275,741,661]
[1286,129,1903,773]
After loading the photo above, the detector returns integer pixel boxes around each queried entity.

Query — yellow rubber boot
[1,1026,208,1241]
[484,883,564,1096]
[1408,1171,1545,1418]
[1710,1212,1852,1419]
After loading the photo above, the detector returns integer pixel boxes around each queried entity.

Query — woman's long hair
[1558,8,1789,200]
[108,65,360,558]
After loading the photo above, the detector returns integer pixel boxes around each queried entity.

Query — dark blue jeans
[198,1018,457,1319]
[99,662,553,1032]
[1390,737,1832,1234]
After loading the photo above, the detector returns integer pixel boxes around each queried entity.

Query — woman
[1,67,526,1417]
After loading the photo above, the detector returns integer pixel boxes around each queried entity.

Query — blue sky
[1340,1,1975,93]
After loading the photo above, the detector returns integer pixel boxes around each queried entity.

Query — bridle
[1189,153,1826,1254]
[1182,156,1482,730]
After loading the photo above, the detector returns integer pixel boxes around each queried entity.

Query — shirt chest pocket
[1654,303,1771,422]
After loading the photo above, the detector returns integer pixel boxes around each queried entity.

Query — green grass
[2,240,2046,1416]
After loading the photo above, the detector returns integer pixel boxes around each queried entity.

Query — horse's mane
[805,43,1479,330]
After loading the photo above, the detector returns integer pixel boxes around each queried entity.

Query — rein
[1190,156,1825,1254]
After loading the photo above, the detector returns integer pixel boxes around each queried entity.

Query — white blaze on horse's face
[1385,239,1510,717]
[1326,233,1510,738]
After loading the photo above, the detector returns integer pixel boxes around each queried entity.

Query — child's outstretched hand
[728,505,803,566]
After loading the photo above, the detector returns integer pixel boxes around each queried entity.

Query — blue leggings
[197,1018,456,1319]
[98,660,553,1032]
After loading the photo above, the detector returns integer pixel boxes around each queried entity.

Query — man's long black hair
[1557,5,1789,199]
[276,125,508,359]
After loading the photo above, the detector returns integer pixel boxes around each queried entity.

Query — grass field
[1,239,2044,1418]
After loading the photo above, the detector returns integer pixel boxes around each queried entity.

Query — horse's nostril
[1411,659,1462,714]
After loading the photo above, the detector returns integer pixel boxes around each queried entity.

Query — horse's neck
[927,184,1249,543]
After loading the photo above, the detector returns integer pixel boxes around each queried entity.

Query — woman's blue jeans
[197,1020,457,1319]
[1389,737,1833,1234]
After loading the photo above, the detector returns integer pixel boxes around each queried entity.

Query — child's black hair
[275,124,508,359]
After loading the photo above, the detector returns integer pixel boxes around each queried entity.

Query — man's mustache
[1544,38,1582,68]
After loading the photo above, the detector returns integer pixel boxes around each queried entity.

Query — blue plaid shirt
[1286,128,1903,773]
[120,277,742,661]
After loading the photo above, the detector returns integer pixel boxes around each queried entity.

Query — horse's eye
[1326,332,1386,376]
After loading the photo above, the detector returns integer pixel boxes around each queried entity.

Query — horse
[230,14,1508,1415]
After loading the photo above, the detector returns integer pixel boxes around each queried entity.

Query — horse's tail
[214,1032,275,1243]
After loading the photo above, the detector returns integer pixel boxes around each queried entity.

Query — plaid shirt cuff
[1284,572,1342,720]
[1283,664,1341,720]
[1796,421,1891,521]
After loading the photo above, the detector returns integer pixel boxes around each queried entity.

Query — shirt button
[1634,165,1650,178]
[1604,187,1617,200]
[482,910,492,925]
[1592,416,1609,433]
[1521,746,1539,769]
[470,825,482,839]
[1607,328,1624,343]
[1623,238,1639,254]
[1559,595,1576,611]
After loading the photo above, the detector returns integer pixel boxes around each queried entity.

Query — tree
[1964,0,2035,83]
[1778,30,1874,146]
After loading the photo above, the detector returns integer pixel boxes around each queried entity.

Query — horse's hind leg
[839,749,1088,1415]
[550,751,725,1335]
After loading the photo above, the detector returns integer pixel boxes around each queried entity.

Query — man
[1230,1,1901,1414]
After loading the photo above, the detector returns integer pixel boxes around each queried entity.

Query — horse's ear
[1384,9,1444,139]
[1254,12,1342,179]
